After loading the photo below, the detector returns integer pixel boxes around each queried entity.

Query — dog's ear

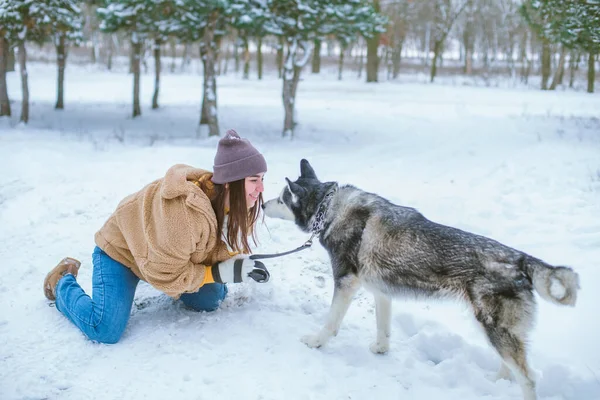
[285,177,306,198]
[300,159,318,180]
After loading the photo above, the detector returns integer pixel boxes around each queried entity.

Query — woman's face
[245,173,265,208]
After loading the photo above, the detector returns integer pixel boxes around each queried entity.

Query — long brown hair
[211,179,263,254]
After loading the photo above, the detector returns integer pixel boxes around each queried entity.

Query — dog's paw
[369,340,389,354]
[301,334,325,349]
[494,364,514,382]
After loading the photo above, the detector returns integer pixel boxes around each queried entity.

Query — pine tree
[43,0,83,109]
[231,0,386,138]
[0,0,81,122]
[169,0,231,136]
[97,0,178,117]
[229,2,271,80]
[521,0,600,92]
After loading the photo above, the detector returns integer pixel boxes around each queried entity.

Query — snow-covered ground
[1,63,599,400]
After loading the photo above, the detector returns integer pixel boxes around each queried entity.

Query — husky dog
[263,159,580,400]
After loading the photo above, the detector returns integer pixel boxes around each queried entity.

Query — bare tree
[386,0,414,79]
[430,0,468,82]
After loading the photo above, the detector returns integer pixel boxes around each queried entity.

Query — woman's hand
[211,256,270,283]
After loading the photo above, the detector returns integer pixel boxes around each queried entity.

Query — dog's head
[263,159,337,233]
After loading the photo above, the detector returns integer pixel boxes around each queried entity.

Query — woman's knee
[86,323,126,344]
[181,283,228,312]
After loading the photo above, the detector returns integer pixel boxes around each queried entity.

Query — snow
[1,61,600,400]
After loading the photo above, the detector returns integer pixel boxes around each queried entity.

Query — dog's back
[324,185,577,305]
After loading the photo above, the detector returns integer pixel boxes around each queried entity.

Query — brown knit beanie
[212,129,267,184]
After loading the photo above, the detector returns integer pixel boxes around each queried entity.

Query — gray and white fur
[263,159,580,400]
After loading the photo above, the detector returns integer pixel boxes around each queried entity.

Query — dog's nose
[261,203,265,210]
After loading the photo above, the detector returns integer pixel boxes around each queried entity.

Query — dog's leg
[369,293,391,354]
[495,362,514,381]
[301,275,360,349]
[474,296,537,400]
[491,334,536,400]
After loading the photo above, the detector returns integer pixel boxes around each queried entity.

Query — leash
[249,233,316,260]
[250,185,337,261]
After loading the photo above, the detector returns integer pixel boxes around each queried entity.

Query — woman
[43,129,270,344]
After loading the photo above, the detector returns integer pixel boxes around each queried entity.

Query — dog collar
[249,187,337,261]
[311,186,338,236]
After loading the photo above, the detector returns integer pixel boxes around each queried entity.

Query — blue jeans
[55,246,228,344]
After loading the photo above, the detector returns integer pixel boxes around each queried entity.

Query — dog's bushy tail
[522,256,580,306]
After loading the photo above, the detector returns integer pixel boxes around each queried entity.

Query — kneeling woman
[44,130,270,344]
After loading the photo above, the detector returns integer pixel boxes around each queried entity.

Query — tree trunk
[222,38,231,75]
[588,51,595,93]
[170,38,176,73]
[423,23,431,66]
[214,34,222,76]
[541,40,551,90]
[365,0,380,82]
[257,36,263,80]
[463,26,474,75]
[276,37,284,79]
[55,34,66,109]
[392,40,403,79]
[131,35,142,117]
[508,32,516,80]
[569,51,579,88]
[519,30,529,82]
[242,36,250,79]
[556,54,565,85]
[366,34,380,82]
[7,46,15,72]
[0,37,11,117]
[200,12,220,136]
[129,42,134,74]
[358,40,364,79]
[326,39,334,56]
[234,37,240,73]
[18,42,29,124]
[282,65,301,137]
[312,39,321,74]
[152,39,161,109]
[180,42,190,71]
[385,45,391,80]
[282,39,310,138]
[465,48,473,75]
[430,40,442,83]
[338,43,346,81]
[90,31,99,64]
[549,46,566,90]
[463,21,474,74]
[200,44,208,125]
[106,34,114,71]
